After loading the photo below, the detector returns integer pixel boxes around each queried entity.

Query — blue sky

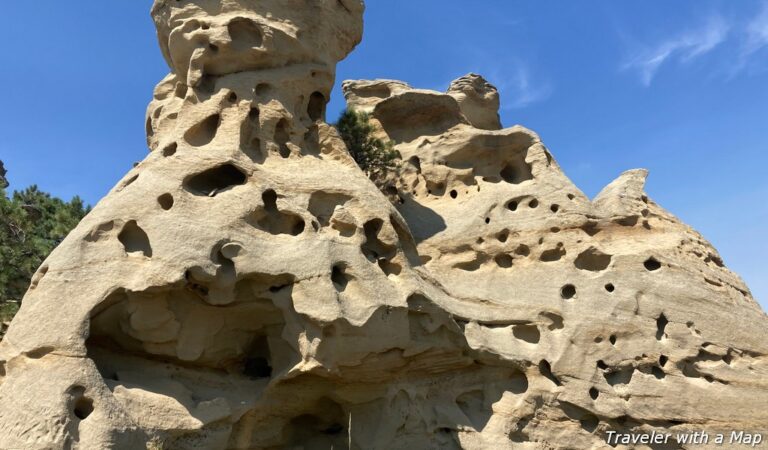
[1,1,766,309]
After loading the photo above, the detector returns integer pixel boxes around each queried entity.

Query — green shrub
[335,109,399,187]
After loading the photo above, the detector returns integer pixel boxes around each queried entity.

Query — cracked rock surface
[0,1,767,449]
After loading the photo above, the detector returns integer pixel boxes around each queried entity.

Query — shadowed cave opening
[282,398,348,449]
[86,275,296,397]
[228,17,263,51]
[308,91,326,122]
[118,221,152,257]
[184,163,247,197]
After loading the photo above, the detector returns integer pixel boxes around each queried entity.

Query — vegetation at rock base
[0,163,89,324]
[335,109,400,188]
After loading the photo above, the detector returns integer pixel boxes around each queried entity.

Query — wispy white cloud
[447,49,553,110]
[744,2,768,57]
[491,64,553,109]
[622,15,730,86]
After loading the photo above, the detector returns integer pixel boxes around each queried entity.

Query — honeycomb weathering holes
[117,221,152,257]
[574,248,613,272]
[158,193,174,210]
[184,114,221,147]
[645,257,662,271]
[184,164,247,197]
[561,284,576,300]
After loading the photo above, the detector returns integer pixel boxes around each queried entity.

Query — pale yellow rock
[0,1,766,449]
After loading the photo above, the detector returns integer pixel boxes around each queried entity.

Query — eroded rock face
[447,73,502,130]
[342,78,768,446]
[0,2,766,450]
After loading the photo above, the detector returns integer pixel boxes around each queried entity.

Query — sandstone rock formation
[0,1,766,449]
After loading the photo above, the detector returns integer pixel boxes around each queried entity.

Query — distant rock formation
[0,1,766,449]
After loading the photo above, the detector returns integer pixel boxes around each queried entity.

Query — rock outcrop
[0,1,766,449]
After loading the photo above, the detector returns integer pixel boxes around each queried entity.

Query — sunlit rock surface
[0,1,766,449]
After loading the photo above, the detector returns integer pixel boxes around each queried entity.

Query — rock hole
[529,199,539,208]
[157,193,174,210]
[184,114,220,147]
[161,142,177,157]
[496,230,509,242]
[500,161,533,184]
[655,314,668,341]
[282,399,347,449]
[644,257,662,271]
[609,335,617,345]
[243,335,272,378]
[659,355,668,366]
[184,164,247,196]
[409,155,422,172]
[494,253,513,268]
[515,244,530,257]
[604,366,634,386]
[485,217,491,224]
[652,366,666,380]
[589,387,599,400]
[513,324,540,344]
[275,119,291,158]
[361,219,395,261]
[450,189,458,199]
[550,204,560,213]
[561,284,576,300]
[574,247,613,271]
[227,91,238,102]
[254,83,272,98]
[248,189,306,236]
[540,244,566,262]
[507,200,518,211]
[580,222,601,236]
[118,221,152,257]
[307,92,326,122]
[539,360,562,386]
[540,312,564,330]
[331,264,351,292]
[580,414,599,433]
[69,386,94,420]
[509,370,530,394]
[308,192,352,228]
[228,17,263,51]
[605,283,615,293]
[597,360,608,370]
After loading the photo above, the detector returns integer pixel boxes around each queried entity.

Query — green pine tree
[0,166,89,322]
[335,109,399,187]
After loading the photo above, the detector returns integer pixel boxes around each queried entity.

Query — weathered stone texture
[0,1,765,449]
